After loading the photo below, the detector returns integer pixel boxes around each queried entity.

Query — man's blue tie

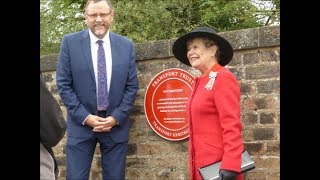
[97,40,109,111]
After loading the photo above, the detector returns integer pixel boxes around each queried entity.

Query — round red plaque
[144,68,195,141]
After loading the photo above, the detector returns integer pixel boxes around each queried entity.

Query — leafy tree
[252,0,280,26]
[41,0,86,55]
[40,0,279,56]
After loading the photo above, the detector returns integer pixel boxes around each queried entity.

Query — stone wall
[40,25,280,180]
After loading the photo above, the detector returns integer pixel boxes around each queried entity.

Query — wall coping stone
[40,25,279,72]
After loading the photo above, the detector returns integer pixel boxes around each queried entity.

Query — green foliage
[198,0,263,31]
[40,0,86,56]
[251,0,280,26]
[40,0,279,56]
[112,0,199,43]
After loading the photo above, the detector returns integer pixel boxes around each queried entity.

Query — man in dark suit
[56,0,139,179]
[40,75,66,180]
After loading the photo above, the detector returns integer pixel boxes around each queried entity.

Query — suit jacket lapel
[81,29,96,83]
[109,32,120,95]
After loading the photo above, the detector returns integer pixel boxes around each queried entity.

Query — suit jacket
[40,75,64,179]
[187,64,244,180]
[56,29,139,143]
[40,75,66,148]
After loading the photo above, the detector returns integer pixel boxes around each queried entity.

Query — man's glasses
[86,10,112,19]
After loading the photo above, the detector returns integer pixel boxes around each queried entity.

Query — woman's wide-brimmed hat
[172,26,233,66]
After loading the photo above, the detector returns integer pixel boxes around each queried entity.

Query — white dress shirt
[88,29,112,93]
[83,30,113,125]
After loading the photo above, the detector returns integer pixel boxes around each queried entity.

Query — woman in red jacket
[172,27,244,180]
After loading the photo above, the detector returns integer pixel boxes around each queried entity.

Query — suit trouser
[66,111,128,180]
[40,143,55,180]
